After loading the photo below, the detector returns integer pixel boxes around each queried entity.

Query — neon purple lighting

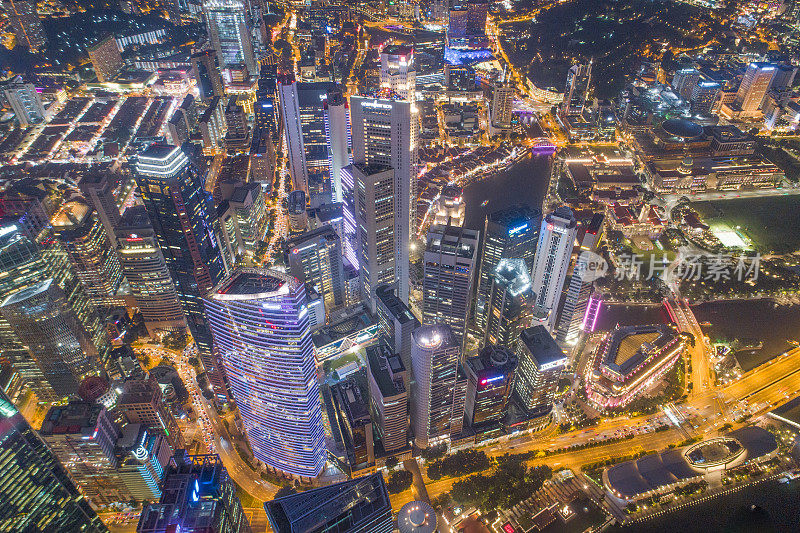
[582,295,602,332]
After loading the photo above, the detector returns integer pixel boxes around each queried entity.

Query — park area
[691,195,800,254]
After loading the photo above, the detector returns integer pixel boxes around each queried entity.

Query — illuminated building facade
[422,224,479,347]
[135,144,228,406]
[202,0,257,76]
[87,35,124,83]
[562,62,592,116]
[586,324,685,410]
[473,206,541,333]
[191,50,225,101]
[0,391,107,532]
[733,62,775,116]
[350,95,417,304]
[464,345,517,429]
[1,76,46,125]
[431,184,465,227]
[114,206,187,337]
[286,225,345,315]
[277,74,309,195]
[410,324,465,448]
[324,87,351,204]
[137,452,250,533]
[375,283,419,372]
[530,206,578,332]
[380,44,416,103]
[513,326,568,417]
[204,269,326,478]
[485,258,533,348]
[366,343,408,453]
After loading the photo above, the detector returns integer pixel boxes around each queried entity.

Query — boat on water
[481,200,489,207]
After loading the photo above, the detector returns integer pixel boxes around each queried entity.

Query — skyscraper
[277,74,309,195]
[39,401,129,506]
[671,68,702,101]
[137,451,251,533]
[202,0,257,76]
[0,390,108,532]
[485,258,533,348]
[114,207,187,337]
[52,200,125,308]
[474,206,541,333]
[410,324,464,448]
[285,225,345,314]
[324,88,351,203]
[350,95,417,303]
[375,283,419,373]
[135,144,228,405]
[204,269,326,478]
[265,473,393,533]
[464,345,517,430]
[347,163,398,311]
[513,326,567,417]
[530,206,578,332]
[3,0,47,51]
[380,44,416,102]
[1,76,46,126]
[691,80,720,114]
[490,81,515,130]
[422,224,479,347]
[117,377,184,450]
[561,62,592,116]
[78,172,123,237]
[555,213,603,345]
[1,280,100,399]
[191,50,225,101]
[366,343,408,453]
[734,62,776,116]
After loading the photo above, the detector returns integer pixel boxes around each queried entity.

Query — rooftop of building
[366,344,406,398]
[40,401,103,436]
[285,224,339,251]
[425,224,478,258]
[1,278,53,307]
[312,303,375,347]
[332,378,371,427]
[600,324,679,376]
[264,473,391,533]
[413,323,457,351]
[493,258,532,297]
[467,345,518,376]
[518,326,567,368]
[375,284,419,326]
[210,268,298,301]
[382,44,413,56]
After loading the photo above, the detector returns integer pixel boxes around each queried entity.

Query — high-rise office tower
[285,225,345,314]
[410,324,464,448]
[530,206,578,332]
[202,0,257,76]
[555,213,603,345]
[116,424,173,501]
[204,269,326,478]
[375,283,419,373]
[348,163,398,311]
[734,62,776,116]
[513,326,567,417]
[466,0,489,37]
[561,62,592,116]
[485,258,533,348]
[422,224,479,347]
[53,200,124,308]
[690,79,720,114]
[298,82,339,201]
[3,0,47,51]
[137,451,251,533]
[474,206,541,333]
[331,378,374,469]
[287,190,309,233]
[114,207,186,337]
[87,34,124,83]
[490,81,515,129]
[366,343,408,453]
[1,280,100,399]
[277,74,309,195]
[265,473,393,533]
[39,401,129,506]
[117,377,185,450]
[1,76,46,125]
[191,50,225,101]
[464,345,517,430]
[350,95,416,303]
[217,183,269,266]
[324,88,351,203]
[135,144,228,406]
[380,44,416,102]
[0,391,108,532]
[78,172,123,237]
[671,67,701,101]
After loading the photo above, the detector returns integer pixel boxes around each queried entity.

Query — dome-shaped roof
[661,118,704,140]
[77,376,109,402]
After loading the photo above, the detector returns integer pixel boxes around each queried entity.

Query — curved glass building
[204,268,326,478]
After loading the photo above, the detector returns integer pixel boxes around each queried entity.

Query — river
[461,153,551,232]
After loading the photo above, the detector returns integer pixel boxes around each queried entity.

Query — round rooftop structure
[77,376,109,402]
[661,118,704,140]
[397,501,437,533]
